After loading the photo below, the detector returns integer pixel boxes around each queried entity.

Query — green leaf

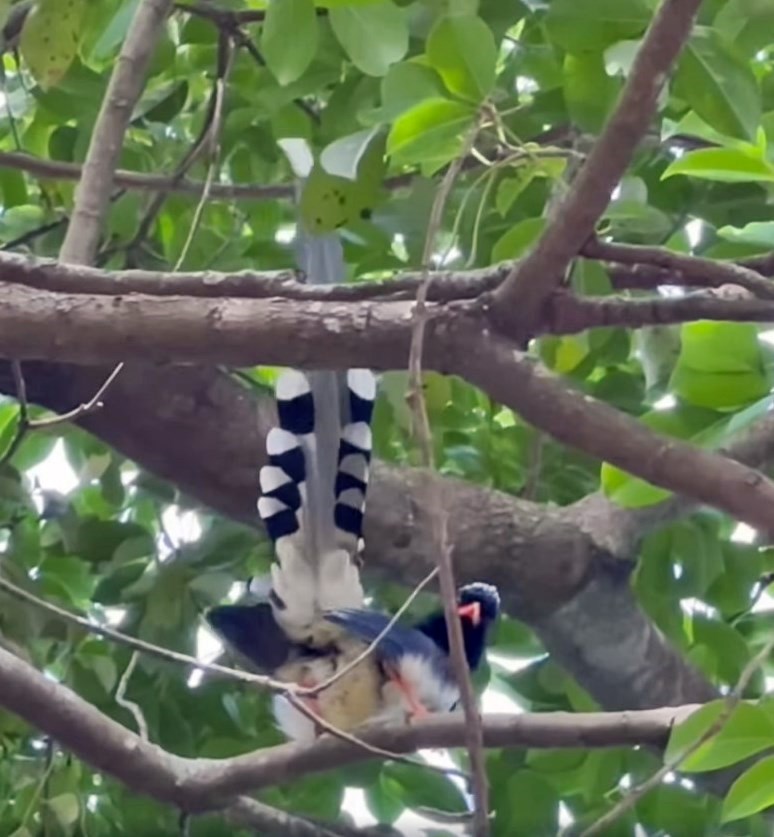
[386,98,476,167]
[674,28,761,141]
[545,0,651,53]
[713,0,774,58]
[262,0,318,86]
[383,763,468,813]
[662,148,774,183]
[718,221,774,248]
[329,2,408,77]
[491,217,546,262]
[666,701,774,773]
[563,51,618,133]
[670,322,771,410]
[505,771,559,834]
[75,519,154,565]
[376,61,446,121]
[20,0,87,90]
[722,755,774,822]
[425,14,497,102]
[47,792,80,828]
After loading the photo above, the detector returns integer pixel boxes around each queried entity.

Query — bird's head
[456,582,500,629]
[414,581,500,672]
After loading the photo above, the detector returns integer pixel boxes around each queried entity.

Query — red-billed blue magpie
[205,233,500,741]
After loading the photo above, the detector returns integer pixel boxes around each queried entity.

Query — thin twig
[172,38,233,271]
[0,574,462,779]
[129,30,233,263]
[0,361,30,467]
[583,237,774,301]
[299,567,439,698]
[0,574,293,693]
[407,116,491,837]
[115,651,149,740]
[575,636,774,837]
[29,362,125,429]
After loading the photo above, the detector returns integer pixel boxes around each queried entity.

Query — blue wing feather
[324,608,443,664]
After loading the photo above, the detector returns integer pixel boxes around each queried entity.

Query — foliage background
[2,0,774,835]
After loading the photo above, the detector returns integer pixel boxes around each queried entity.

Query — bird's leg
[297,673,325,736]
[384,663,429,722]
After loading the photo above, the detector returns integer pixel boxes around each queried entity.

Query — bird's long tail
[256,232,376,645]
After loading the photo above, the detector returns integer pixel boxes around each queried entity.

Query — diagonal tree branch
[58,0,175,265]
[491,0,703,337]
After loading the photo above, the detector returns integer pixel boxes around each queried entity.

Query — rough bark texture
[1,360,717,718]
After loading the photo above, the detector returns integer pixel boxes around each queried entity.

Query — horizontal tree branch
[547,287,774,333]
[0,250,506,302]
[3,284,774,536]
[0,641,700,810]
[584,239,774,300]
[0,152,295,201]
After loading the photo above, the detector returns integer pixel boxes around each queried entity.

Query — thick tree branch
[492,0,703,335]
[2,285,774,534]
[0,641,700,809]
[0,361,719,726]
[59,0,175,264]
[5,240,774,309]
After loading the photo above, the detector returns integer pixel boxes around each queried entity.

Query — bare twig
[130,30,233,262]
[0,151,296,201]
[0,574,459,778]
[172,37,234,271]
[115,651,149,740]
[407,117,491,836]
[300,567,439,698]
[546,288,774,335]
[0,360,30,466]
[0,360,124,467]
[0,574,294,693]
[59,0,176,265]
[491,0,703,337]
[0,248,509,301]
[576,636,774,837]
[29,362,125,429]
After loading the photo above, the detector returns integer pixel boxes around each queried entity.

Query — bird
[323,581,501,721]
[205,364,500,741]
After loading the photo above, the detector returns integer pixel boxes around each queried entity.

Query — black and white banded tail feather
[256,366,377,645]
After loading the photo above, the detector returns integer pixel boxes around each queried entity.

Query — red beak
[458,601,481,626]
